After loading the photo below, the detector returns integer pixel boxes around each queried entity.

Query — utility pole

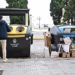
[37,16,41,29]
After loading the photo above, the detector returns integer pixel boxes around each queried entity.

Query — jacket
[0,20,11,39]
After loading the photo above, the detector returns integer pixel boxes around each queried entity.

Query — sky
[0,0,8,8]
[28,0,54,27]
[0,0,10,24]
[0,0,54,27]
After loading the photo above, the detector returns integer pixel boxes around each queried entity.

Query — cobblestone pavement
[31,40,45,58]
[33,31,44,39]
[0,32,75,75]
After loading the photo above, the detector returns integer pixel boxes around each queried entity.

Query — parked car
[57,25,75,43]
[58,25,75,33]
[50,25,75,52]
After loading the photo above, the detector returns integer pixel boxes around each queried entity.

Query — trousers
[0,40,7,60]
[51,34,59,51]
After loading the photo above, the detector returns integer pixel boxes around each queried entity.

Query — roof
[57,25,75,28]
[0,8,29,15]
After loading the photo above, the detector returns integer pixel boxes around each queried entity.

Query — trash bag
[51,44,59,51]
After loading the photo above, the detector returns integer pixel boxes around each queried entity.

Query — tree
[50,0,64,25]
[50,0,75,25]
[6,0,28,24]
[6,0,28,8]
[64,0,75,24]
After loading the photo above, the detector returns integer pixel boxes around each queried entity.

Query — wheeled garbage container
[0,25,31,58]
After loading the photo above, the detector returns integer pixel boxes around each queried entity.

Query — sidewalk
[0,31,75,75]
[1,57,75,75]
[32,28,47,40]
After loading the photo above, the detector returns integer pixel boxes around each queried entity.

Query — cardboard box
[46,36,51,47]
[62,52,70,58]
[44,33,51,48]
[67,52,70,58]
[71,44,75,49]
[62,52,66,58]
[70,50,75,57]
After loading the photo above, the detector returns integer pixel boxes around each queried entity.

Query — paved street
[0,31,75,75]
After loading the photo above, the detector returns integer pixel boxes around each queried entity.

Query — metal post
[25,13,28,26]
[38,17,41,29]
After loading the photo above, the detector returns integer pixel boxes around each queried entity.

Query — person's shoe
[3,59,8,63]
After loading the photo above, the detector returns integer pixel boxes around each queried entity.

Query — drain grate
[0,70,3,75]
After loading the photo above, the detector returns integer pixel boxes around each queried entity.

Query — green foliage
[6,0,28,8]
[50,0,75,25]
[10,16,25,24]
[6,0,28,24]
[64,0,75,24]
[50,0,64,25]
